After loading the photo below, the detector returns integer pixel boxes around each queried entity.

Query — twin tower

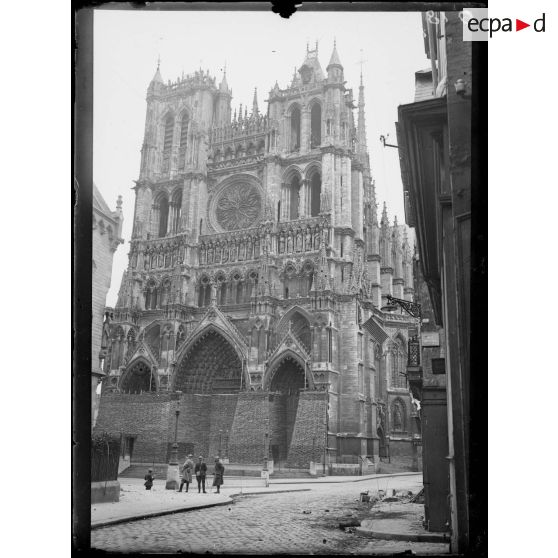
[98,43,418,470]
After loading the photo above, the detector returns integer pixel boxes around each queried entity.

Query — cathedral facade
[95,44,419,472]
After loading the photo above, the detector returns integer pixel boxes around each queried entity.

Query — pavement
[357,501,450,543]
[91,472,422,528]
[91,473,452,554]
[92,476,317,528]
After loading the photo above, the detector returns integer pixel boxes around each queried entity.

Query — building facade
[92,184,124,426]
[96,44,419,472]
[396,12,472,552]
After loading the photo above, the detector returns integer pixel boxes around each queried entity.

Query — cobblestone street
[91,478,448,554]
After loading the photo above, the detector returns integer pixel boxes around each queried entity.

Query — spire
[219,64,230,93]
[151,57,164,84]
[252,87,259,116]
[381,202,390,228]
[357,70,367,159]
[327,39,343,69]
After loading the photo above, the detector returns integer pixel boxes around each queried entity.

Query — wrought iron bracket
[386,295,422,319]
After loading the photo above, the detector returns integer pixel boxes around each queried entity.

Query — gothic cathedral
[96,44,420,472]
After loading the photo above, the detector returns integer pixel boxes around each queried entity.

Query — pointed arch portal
[120,360,156,394]
[174,330,242,394]
[267,355,308,466]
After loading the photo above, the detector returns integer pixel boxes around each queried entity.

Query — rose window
[215,183,262,231]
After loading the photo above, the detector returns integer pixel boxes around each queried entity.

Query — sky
[93,9,430,306]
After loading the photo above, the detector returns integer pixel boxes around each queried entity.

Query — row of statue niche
[278,226,323,254]
[130,249,183,270]
[200,236,261,265]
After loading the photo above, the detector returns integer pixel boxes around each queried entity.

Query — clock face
[215,182,262,231]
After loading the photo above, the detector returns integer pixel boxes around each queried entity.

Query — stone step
[118,464,169,478]
[270,469,318,479]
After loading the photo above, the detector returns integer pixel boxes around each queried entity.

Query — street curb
[270,472,422,484]
[355,527,450,543]
[91,498,232,530]
[231,488,312,497]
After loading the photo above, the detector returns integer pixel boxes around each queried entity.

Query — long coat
[212,461,225,487]
[181,458,194,482]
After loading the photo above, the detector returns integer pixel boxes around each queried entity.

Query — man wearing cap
[212,456,225,494]
[194,456,207,493]
[178,454,194,493]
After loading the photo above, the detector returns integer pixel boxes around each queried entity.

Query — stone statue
[393,404,403,431]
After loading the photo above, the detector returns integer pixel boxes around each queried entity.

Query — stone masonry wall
[286,390,327,468]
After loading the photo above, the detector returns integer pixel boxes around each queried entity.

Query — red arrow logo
[516,19,530,31]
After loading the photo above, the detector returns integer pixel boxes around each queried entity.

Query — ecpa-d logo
[462,9,546,40]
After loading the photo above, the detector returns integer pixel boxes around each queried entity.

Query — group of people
[143,455,225,494]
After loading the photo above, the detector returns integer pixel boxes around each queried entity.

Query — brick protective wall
[269,394,287,461]
[286,390,327,468]
[207,394,238,459]
[228,392,268,463]
[95,392,173,463]
[175,394,211,461]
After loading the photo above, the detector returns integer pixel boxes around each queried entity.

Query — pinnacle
[327,40,342,68]
[151,63,164,84]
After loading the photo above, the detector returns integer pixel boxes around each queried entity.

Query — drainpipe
[428,19,439,92]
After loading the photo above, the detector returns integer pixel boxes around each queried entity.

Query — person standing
[144,468,154,490]
[212,456,225,494]
[194,456,207,493]
[178,454,194,493]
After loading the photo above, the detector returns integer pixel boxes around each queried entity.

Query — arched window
[390,340,407,389]
[290,175,300,220]
[198,276,211,307]
[217,275,227,306]
[290,106,301,152]
[160,279,171,307]
[156,195,169,238]
[178,112,189,170]
[310,103,321,148]
[162,113,174,173]
[171,189,182,234]
[308,171,322,217]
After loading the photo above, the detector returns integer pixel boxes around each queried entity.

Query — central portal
[174,330,242,394]
[269,355,307,467]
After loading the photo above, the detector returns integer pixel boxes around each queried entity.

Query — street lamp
[165,394,182,490]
